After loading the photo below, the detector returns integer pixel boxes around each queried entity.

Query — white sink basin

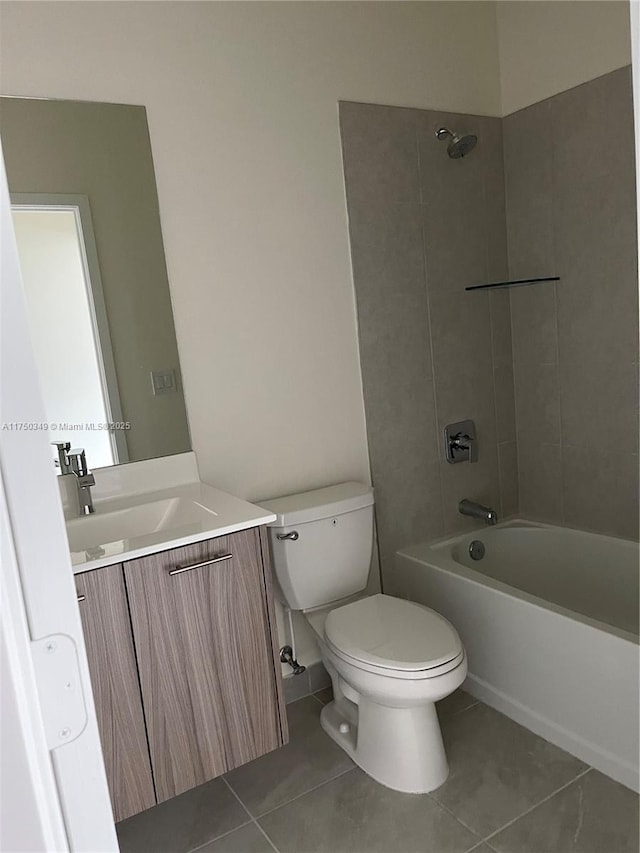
[66,496,218,553]
[64,479,276,573]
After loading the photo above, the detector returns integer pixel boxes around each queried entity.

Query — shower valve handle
[451,432,471,449]
[444,420,478,464]
[451,432,477,462]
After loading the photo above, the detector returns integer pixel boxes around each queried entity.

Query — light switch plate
[150,369,177,395]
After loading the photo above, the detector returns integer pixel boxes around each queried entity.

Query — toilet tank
[261,482,374,611]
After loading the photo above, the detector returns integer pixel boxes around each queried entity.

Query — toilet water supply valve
[280,645,306,675]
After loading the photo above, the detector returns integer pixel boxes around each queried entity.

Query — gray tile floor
[117,690,639,853]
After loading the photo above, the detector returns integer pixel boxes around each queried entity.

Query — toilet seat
[324,594,463,680]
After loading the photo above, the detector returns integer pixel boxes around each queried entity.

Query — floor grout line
[438,699,480,735]
[187,816,254,853]
[452,699,480,717]
[253,764,358,820]
[465,842,491,853]
[287,690,328,708]
[253,820,282,853]
[426,792,486,843]
[221,775,256,820]
[481,766,593,845]
[425,754,593,847]
[187,777,284,853]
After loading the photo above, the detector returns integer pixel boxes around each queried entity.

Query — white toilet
[263,481,467,794]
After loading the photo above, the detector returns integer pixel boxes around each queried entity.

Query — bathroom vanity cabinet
[75,564,156,822]
[75,525,287,820]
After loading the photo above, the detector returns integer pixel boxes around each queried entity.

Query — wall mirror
[0,96,191,468]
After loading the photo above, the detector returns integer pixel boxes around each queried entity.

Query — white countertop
[69,481,276,574]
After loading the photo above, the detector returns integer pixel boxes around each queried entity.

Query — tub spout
[459,499,498,526]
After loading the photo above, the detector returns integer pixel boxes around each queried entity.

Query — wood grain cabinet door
[75,564,156,822]
[124,527,287,802]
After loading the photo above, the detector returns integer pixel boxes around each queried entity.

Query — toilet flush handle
[276,531,299,541]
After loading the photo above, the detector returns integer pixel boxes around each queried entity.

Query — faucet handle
[68,448,89,477]
[452,432,478,463]
[52,441,72,473]
[451,432,470,448]
[67,450,95,515]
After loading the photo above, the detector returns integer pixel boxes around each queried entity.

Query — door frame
[11,192,129,465]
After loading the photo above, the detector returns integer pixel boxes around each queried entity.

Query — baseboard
[465,673,640,793]
[283,660,331,704]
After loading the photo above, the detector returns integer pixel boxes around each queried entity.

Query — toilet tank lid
[260,481,374,527]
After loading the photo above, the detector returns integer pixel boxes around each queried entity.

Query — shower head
[435,126,478,159]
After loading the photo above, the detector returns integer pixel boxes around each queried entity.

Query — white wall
[497,1,632,115]
[0,1,502,503]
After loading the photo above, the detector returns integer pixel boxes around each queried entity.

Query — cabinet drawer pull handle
[77,594,86,603]
[168,553,233,576]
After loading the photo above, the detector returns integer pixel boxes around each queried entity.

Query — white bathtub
[396,520,639,791]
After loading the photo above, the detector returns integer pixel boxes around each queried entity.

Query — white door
[0,144,118,851]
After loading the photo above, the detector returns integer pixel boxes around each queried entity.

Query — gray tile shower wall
[341,65,638,587]
[339,102,516,585]
[504,66,639,540]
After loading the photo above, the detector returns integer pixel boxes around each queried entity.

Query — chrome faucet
[52,442,95,515]
[459,498,498,526]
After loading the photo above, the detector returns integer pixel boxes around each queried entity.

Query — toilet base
[320,696,449,794]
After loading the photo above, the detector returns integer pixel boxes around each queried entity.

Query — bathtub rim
[397,518,639,646]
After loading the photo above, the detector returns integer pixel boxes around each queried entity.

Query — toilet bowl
[306,593,467,793]
[261,482,467,794]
